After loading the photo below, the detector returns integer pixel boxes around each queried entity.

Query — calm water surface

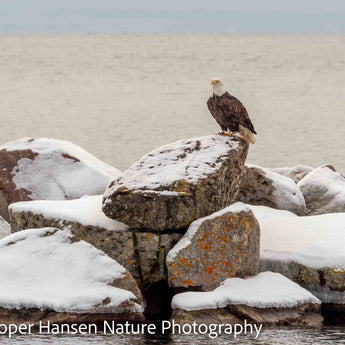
[0,34,344,173]
[1,327,345,344]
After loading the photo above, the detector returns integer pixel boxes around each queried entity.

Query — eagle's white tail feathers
[239,125,256,144]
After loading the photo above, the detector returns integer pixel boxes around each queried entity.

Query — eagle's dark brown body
[207,92,257,135]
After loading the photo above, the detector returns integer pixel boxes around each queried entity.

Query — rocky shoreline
[0,135,345,328]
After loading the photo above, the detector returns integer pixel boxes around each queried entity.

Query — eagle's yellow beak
[211,80,216,85]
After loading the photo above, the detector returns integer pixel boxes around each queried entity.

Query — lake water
[0,34,344,173]
[0,34,345,344]
[1,326,345,344]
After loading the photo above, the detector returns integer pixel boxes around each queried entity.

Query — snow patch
[260,212,345,269]
[172,272,320,311]
[2,138,121,200]
[105,135,240,196]
[9,195,128,231]
[0,228,142,313]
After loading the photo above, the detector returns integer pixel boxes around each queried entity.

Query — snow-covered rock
[103,135,248,231]
[235,164,306,215]
[9,196,182,285]
[172,272,320,310]
[236,201,345,304]
[271,164,314,184]
[0,227,144,324]
[0,137,121,220]
[9,195,128,232]
[297,165,345,215]
[0,216,10,239]
[171,272,322,327]
[166,203,260,291]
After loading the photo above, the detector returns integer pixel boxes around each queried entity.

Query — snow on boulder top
[0,137,121,203]
[172,272,320,311]
[105,135,241,193]
[231,202,298,221]
[297,164,345,215]
[9,195,128,231]
[260,212,345,270]
[247,164,306,213]
[0,228,142,313]
[271,164,314,184]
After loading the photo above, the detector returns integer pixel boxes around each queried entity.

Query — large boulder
[171,272,322,327]
[235,164,306,215]
[103,135,248,231]
[0,227,144,325]
[9,196,182,286]
[166,203,260,291]
[0,138,121,220]
[297,165,345,215]
[270,164,314,184]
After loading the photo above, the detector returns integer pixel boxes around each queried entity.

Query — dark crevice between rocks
[321,303,345,325]
[142,281,175,325]
[132,231,144,288]
[131,234,176,323]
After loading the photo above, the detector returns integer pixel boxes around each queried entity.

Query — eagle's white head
[211,77,226,96]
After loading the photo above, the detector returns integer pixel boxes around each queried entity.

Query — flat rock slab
[9,197,182,286]
[166,204,260,290]
[171,272,322,327]
[0,228,143,319]
[297,165,345,215]
[103,135,248,231]
[0,137,121,220]
[171,303,322,327]
[235,164,306,216]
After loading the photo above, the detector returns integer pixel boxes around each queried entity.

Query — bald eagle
[207,78,257,144]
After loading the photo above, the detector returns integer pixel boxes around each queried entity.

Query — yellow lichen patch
[175,180,191,194]
[172,263,177,269]
[145,233,152,239]
[202,244,210,251]
[127,259,131,265]
[183,280,194,286]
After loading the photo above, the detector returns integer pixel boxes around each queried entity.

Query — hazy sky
[1,0,345,33]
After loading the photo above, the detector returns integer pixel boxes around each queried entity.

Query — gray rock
[271,164,314,184]
[0,216,10,239]
[9,197,182,287]
[235,164,306,215]
[0,137,121,220]
[103,135,248,231]
[166,204,260,291]
[297,165,345,215]
[260,259,345,303]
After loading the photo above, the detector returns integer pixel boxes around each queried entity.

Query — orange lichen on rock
[166,207,260,291]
